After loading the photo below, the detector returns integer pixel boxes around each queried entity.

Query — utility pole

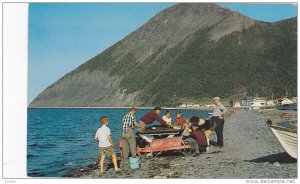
[271,92,274,100]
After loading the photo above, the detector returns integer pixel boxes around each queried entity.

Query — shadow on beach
[245,152,297,164]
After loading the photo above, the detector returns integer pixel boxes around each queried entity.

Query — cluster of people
[94,97,227,173]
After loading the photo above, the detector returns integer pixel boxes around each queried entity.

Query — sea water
[27,108,209,177]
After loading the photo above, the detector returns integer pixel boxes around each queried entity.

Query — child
[181,117,192,137]
[192,117,215,147]
[94,116,120,173]
[190,120,208,153]
[188,116,208,156]
[162,110,172,125]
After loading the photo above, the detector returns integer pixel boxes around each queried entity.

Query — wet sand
[65,109,297,178]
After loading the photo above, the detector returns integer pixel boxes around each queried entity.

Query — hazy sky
[28,3,297,103]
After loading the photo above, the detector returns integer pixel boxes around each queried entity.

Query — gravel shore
[66,109,297,179]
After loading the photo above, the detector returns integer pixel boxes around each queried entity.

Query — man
[138,107,171,133]
[121,107,143,162]
[211,97,227,147]
[137,107,171,142]
[175,111,186,126]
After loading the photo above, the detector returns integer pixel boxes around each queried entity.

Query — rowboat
[265,119,297,159]
[119,125,191,159]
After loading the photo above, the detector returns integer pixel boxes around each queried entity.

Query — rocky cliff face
[31,70,139,107]
[30,3,297,107]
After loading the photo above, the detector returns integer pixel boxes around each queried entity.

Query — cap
[176,111,181,114]
[212,97,220,101]
[154,107,161,111]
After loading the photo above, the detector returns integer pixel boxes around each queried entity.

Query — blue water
[27,108,209,177]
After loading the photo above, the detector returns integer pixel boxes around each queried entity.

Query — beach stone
[273,162,281,167]
[153,175,168,179]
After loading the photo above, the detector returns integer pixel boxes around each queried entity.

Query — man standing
[138,107,171,133]
[211,97,227,147]
[121,107,143,161]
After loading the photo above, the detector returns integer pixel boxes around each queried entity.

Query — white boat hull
[266,120,297,159]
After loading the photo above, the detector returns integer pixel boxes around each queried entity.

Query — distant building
[241,99,252,109]
[275,98,294,105]
[186,104,194,108]
[275,98,284,105]
[204,104,215,108]
[179,104,187,108]
[193,104,201,108]
[249,99,266,109]
[233,101,240,108]
[266,100,275,106]
[281,98,293,105]
[179,103,204,108]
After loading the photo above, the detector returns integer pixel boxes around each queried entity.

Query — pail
[128,156,140,169]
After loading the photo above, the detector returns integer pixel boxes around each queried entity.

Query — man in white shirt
[211,97,227,147]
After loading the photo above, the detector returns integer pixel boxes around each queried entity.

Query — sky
[28,3,297,103]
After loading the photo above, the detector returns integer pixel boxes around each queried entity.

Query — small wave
[27,154,39,158]
[61,162,74,166]
[28,143,57,148]
[27,171,46,177]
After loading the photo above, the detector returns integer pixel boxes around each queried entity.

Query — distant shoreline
[28,106,214,110]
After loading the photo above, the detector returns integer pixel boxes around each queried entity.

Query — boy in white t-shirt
[162,110,172,124]
[94,116,120,173]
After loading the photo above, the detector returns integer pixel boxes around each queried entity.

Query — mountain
[29,3,297,107]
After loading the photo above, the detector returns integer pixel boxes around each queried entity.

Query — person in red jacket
[138,107,171,133]
[175,111,186,127]
[185,116,208,157]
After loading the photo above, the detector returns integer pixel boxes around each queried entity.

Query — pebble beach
[65,109,297,179]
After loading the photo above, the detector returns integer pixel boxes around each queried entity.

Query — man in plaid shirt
[121,107,143,163]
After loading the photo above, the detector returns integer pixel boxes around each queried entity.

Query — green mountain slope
[30,3,297,107]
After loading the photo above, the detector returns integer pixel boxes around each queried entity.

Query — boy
[175,111,186,126]
[188,116,208,156]
[192,117,214,147]
[94,116,120,173]
[162,110,172,124]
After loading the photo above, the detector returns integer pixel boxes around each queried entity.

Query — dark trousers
[211,117,225,146]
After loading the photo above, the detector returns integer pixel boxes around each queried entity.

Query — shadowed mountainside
[30,3,297,107]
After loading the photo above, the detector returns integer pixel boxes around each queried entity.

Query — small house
[233,101,240,108]
[266,100,275,106]
[281,98,293,105]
